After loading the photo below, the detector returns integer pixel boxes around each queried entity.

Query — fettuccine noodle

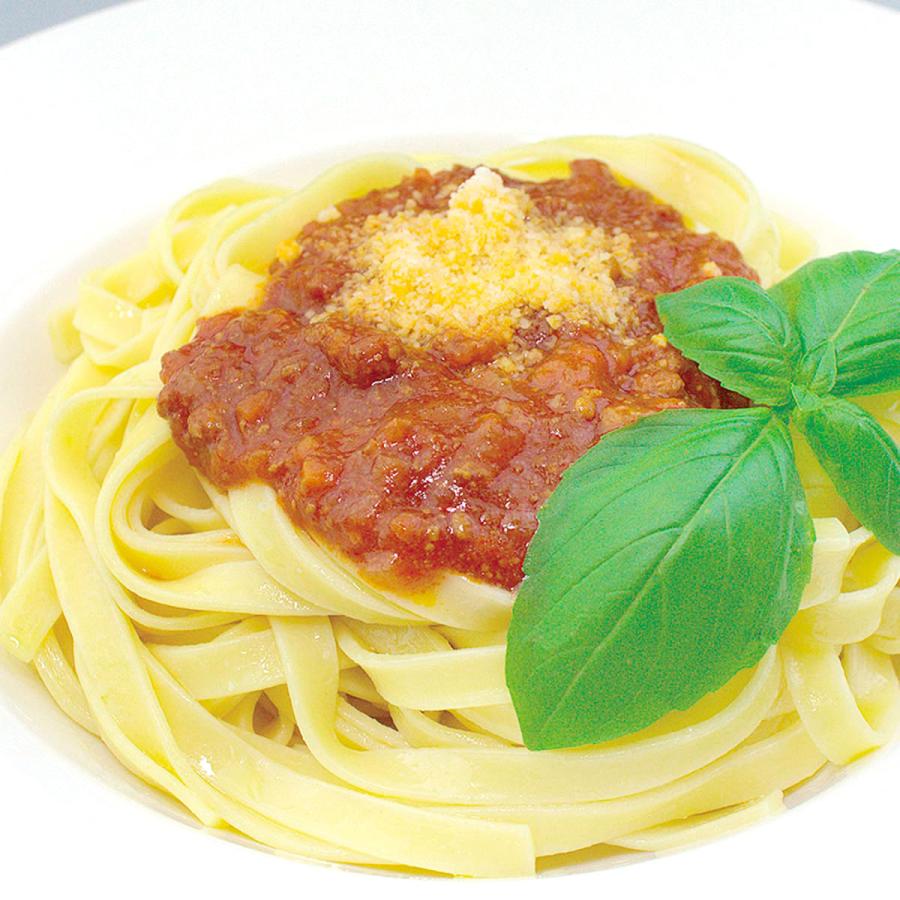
[0,137,896,877]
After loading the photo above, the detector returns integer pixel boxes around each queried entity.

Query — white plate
[0,1,897,897]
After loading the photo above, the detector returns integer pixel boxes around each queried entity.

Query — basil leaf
[657,278,801,406]
[769,250,900,397]
[792,389,900,553]
[506,407,813,750]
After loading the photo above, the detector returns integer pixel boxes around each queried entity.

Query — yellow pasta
[0,136,896,877]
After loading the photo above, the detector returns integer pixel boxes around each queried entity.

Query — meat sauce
[159,161,755,590]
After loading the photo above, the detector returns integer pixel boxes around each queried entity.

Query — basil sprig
[506,250,899,751]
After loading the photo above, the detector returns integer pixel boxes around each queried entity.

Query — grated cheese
[318,167,638,348]
[276,239,301,265]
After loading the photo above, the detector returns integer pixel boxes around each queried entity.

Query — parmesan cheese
[275,238,301,265]
[319,167,638,348]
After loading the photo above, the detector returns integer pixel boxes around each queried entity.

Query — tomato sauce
[159,161,755,590]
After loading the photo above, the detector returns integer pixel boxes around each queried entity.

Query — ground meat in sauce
[159,161,755,590]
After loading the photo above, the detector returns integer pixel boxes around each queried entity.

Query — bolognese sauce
[159,161,755,590]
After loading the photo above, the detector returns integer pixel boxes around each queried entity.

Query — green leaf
[657,277,801,406]
[792,389,900,553]
[506,407,813,750]
[769,250,900,397]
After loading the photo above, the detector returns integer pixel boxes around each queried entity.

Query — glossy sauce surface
[159,162,754,589]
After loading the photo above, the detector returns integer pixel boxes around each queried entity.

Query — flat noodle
[0,137,896,877]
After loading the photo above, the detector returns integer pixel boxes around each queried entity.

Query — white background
[0,1,897,897]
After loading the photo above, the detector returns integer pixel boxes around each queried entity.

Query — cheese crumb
[276,239,301,265]
[316,205,340,223]
[319,168,638,348]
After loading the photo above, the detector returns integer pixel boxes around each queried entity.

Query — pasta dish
[0,136,897,876]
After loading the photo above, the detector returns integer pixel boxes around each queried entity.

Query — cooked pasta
[0,136,896,877]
